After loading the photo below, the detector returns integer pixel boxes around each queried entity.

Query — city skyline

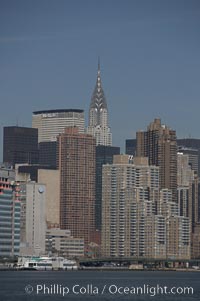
[1,0,200,160]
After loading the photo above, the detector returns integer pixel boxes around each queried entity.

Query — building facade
[32,109,85,143]
[57,127,96,245]
[177,139,200,177]
[38,169,60,229]
[136,118,177,202]
[0,166,21,257]
[87,61,112,146]
[125,139,137,156]
[101,155,161,258]
[46,228,84,258]
[178,146,198,176]
[20,182,46,256]
[95,145,120,231]
[166,216,190,260]
[38,141,57,168]
[101,155,191,260]
[177,152,199,230]
[3,126,38,166]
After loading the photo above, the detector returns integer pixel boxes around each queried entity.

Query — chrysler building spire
[87,60,112,146]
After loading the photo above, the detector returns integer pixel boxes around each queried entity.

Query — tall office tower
[101,155,161,258]
[0,166,21,256]
[125,139,137,155]
[32,109,85,143]
[87,61,112,146]
[3,126,38,166]
[136,118,177,202]
[95,145,120,231]
[19,182,46,256]
[57,127,96,245]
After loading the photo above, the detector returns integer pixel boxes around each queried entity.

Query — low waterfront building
[46,228,84,258]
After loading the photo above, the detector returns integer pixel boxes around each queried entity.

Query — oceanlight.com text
[25,283,194,297]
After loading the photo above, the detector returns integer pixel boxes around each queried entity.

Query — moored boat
[17,256,78,270]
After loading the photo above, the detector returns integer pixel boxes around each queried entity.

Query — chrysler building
[87,60,112,146]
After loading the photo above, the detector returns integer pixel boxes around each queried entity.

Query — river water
[0,270,199,301]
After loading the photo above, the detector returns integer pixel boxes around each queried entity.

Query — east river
[0,270,199,301]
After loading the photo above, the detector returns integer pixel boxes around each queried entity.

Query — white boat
[17,256,78,270]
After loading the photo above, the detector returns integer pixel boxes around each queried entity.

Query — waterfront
[0,270,199,301]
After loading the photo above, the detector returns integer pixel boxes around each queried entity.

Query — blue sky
[0,0,200,157]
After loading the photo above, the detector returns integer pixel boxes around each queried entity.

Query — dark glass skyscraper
[39,141,57,168]
[125,139,137,155]
[3,126,38,166]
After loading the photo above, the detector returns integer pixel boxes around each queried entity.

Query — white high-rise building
[32,109,85,143]
[101,155,191,260]
[87,60,112,146]
[20,182,46,256]
[101,155,161,258]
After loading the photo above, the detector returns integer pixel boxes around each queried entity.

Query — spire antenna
[98,56,100,73]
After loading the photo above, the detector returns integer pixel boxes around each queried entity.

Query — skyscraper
[95,145,120,231]
[57,127,96,245]
[38,141,57,168]
[101,155,161,258]
[101,155,190,260]
[19,182,46,256]
[136,118,177,202]
[87,60,112,146]
[125,139,137,156]
[3,126,38,166]
[32,109,85,143]
[0,166,21,257]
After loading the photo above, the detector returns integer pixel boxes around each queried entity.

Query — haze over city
[0,0,200,160]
